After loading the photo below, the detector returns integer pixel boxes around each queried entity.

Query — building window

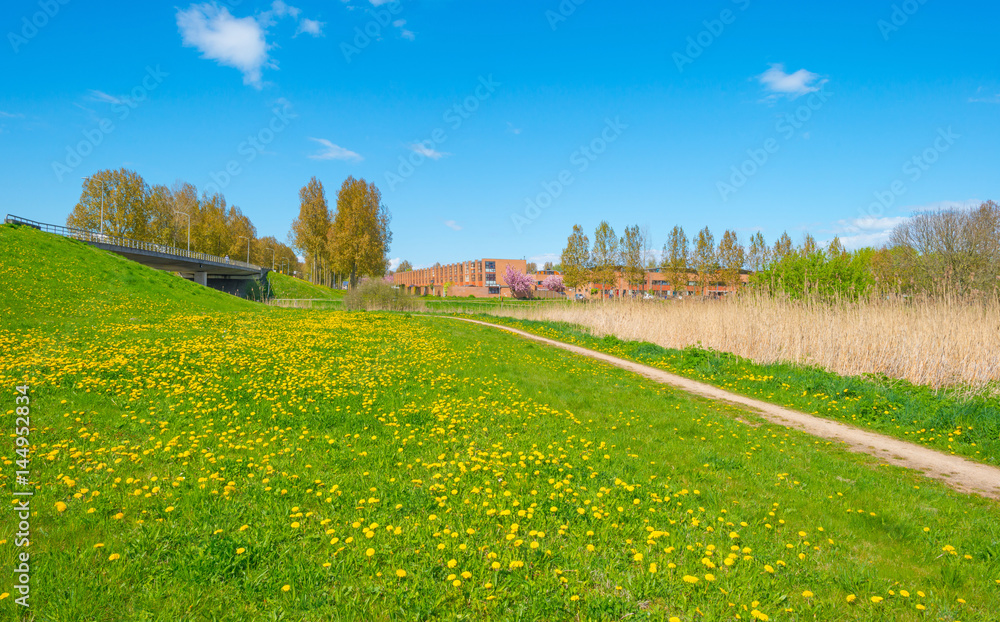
[489,287,500,294]
[485,261,496,271]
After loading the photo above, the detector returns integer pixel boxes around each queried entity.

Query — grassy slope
[267,272,345,300]
[0,227,998,620]
[0,224,255,330]
[460,314,1000,467]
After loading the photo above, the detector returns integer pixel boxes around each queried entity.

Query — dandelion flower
[395,569,406,578]
[108,553,120,561]
[55,502,67,513]
[281,585,291,592]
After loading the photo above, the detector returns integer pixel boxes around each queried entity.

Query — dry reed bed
[485,296,1000,392]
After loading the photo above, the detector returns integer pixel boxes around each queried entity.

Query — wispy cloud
[0,111,25,119]
[87,90,123,105]
[308,137,363,161]
[758,63,826,100]
[444,220,462,231]
[409,142,449,160]
[969,87,1000,104]
[506,121,522,135]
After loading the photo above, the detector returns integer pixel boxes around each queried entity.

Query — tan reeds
[484,294,1000,393]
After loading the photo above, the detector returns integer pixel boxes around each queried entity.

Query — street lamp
[238,236,250,264]
[81,176,106,236]
[173,210,190,252]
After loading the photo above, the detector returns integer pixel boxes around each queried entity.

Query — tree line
[557,201,1000,299]
[66,169,395,288]
[68,168,301,273]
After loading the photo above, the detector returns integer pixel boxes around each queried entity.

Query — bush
[345,280,421,312]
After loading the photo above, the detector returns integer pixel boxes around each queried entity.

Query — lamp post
[238,236,250,264]
[82,176,106,236]
[267,247,275,270]
[173,210,190,252]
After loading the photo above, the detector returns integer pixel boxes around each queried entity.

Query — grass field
[2,224,999,621]
[267,272,345,301]
[457,315,1000,468]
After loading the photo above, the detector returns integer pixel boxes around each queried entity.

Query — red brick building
[394,258,530,297]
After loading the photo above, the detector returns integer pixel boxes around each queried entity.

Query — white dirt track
[442,316,1000,501]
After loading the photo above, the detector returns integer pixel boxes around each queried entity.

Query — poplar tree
[662,225,689,297]
[621,225,645,295]
[329,176,392,287]
[693,226,716,296]
[560,224,591,291]
[591,221,619,295]
[290,177,331,283]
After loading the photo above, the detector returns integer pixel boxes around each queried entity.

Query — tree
[329,177,392,287]
[542,274,565,293]
[68,168,152,239]
[662,225,689,297]
[717,229,745,293]
[772,232,794,264]
[620,225,645,295]
[887,201,1000,295]
[747,231,768,272]
[560,225,591,291]
[543,261,554,271]
[591,221,619,295]
[827,236,847,259]
[526,261,538,274]
[693,227,716,296]
[290,177,332,284]
[397,260,413,272]
[503,264,534,298]
[802,233,818,256]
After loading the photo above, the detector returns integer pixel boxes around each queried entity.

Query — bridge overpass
[5,215,270,298]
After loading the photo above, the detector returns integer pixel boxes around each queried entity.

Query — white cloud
[529,253,559,265]
[0,111,25,119]
[409,142,449,160]
[506,121,522,135]
[177,4,271,88]
[444,220,462,231]
[388,257,401,271]
[296,18,324,37]
[269,0,301,20]
[308,138,363,161]
[400,28,416,41]
[758,63,826,99]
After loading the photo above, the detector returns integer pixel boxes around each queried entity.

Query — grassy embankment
[1,223,998,621]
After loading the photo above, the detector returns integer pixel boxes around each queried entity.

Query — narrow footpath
[441,316,1000,501]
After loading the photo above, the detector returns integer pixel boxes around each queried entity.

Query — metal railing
[5,214,263,271]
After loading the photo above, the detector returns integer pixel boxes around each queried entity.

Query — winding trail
[440,316,1000,500]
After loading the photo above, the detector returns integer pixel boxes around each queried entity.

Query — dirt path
[441,316,1000,500]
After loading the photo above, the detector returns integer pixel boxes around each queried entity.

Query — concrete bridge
[5,215,269,298]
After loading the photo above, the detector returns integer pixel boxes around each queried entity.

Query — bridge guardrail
[4,214,263,271]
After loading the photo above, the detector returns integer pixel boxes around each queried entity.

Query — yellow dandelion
[55,501,67,513]
[395,569,406,578]
[108,553,120,561]
[281,585,291,592]
[236,548,246,555]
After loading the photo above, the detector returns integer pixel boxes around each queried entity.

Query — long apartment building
[393,258,528,297]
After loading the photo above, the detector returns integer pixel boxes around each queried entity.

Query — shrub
[345,280,420,312]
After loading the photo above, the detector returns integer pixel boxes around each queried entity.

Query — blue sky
[3,0,998,268]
